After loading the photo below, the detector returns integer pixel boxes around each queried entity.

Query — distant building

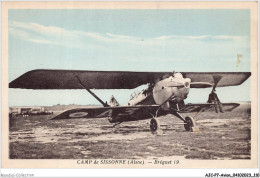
[9,106,45,116]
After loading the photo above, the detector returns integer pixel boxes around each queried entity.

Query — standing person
[207,89,224,113]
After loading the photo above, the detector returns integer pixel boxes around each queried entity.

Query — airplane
[9,69,251,134]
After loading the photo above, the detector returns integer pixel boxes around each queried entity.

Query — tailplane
[110,95,120,107]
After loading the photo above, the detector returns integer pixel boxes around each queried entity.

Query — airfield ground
[9,102,251,159]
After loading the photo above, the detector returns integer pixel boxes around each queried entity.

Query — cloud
[9,20,250,71]
[9,20,248,47]
[106,33,134,39]
[28,39,51,44]
[155,34,245,41]
[9,27,29,38]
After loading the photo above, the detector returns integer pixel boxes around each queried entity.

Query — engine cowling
[152,73,191,109]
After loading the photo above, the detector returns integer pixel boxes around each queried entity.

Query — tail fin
[110,95,120,107]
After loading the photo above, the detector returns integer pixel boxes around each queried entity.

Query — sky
[8,9,251,106]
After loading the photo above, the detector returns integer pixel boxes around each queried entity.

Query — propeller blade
[190,82,213,88]
[165,84,185,88]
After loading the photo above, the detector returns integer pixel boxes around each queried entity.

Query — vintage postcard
[1,1,258,170]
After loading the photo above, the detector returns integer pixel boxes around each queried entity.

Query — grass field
[9,102,251,159]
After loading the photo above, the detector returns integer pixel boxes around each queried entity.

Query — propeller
[166,81,191,88]
[165,84,185,88]
[189,74,223,89]
[190,82,212,88]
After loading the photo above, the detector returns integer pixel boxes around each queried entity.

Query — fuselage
[109,73,191,123]
[125,73,191,110]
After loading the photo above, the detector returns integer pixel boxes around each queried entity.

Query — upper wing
[51,105,159,120]
[9,69,167,89]
[179,103,240,113]
[9,69,250,89]
[183,72,251,88]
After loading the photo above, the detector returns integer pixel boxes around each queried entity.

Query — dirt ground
[9,102,251,159]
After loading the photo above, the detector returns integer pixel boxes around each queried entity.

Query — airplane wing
[179,103,240,113]
[9,69,250,89]
[51,102,240,121]
[51,105,159,121]
[183,72,251,88]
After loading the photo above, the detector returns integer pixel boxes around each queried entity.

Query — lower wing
[179,103,240,113]
[51,103,240,120]
[51,105,159,120]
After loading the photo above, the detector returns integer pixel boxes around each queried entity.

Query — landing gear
[150,118,160,133]
[171,111,199,132]
[150,118,163,135]
[184,116,198,132]
[148,105,199,134]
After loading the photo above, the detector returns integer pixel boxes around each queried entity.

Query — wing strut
[75,76,109,107]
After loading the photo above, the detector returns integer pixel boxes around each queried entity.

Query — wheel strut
[171,110,199,132]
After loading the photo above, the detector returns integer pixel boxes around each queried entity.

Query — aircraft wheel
[184,116,196,132]
[150,118,161,134]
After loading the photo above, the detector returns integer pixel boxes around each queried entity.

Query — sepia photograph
[1,1,258,171]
